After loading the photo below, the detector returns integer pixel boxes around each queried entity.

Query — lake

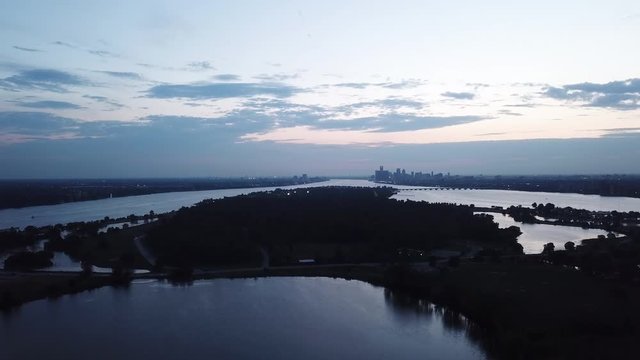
[0,277,488,360]
[1,179,638,230]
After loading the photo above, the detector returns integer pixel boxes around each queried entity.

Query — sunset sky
[1,0,639,177]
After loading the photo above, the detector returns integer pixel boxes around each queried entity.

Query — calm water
[1,179,638,230]
[392,186,640,212]
[477,212,608,253]
[0,277,487,360]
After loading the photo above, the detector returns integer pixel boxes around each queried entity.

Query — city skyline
[1,1,640,177]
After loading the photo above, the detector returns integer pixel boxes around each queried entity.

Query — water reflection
[384,288,473,333]
[384,287,433,316]
[383,287,496,359]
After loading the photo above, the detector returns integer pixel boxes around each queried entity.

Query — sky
[1,0,639,178]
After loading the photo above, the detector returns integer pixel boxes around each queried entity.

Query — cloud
[88,50,118,58]
[0,69,89,92]
[349,98,425,110]
[0,111,82,143]
[212,74,241,81]
[145,82,301,99]
[497,109,523,116]
[441,91,475,100]
[13,45,42,52]
[52,41,118,58]
[237,96,482,132]
[331,80,423,89]
[381,80,423,89]
[601,130,640,138]
[82,99,461,143]
[543,78,640,110]
[376,98,424,108]
[505,103,536,108]
[543,86,576,100]
[0,111,145,145]
[239,97,327,118]
[82,95,108,102]
[253,73,299,81]
[314,114,486,132]
[333,82,371,89]
[0,111,140,145]
[136,61,216,73]
[82,95,124,108]
[142,115,213,131]
[330,98,426,117]
[234,97,465,132]
[565,79,640,94]
[588,93,640,110]
[476,132,506,137]
[0,112,75,132]
[18,100,82,110]
[0,106,297,146]
[52,41,75,49]
[466,83,490,88]
[186,61,215,71]
[118,114,277,144]
[600,127,640,138]
[96,71,143,80]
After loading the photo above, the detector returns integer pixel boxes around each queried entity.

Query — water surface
[392,187,640,212]
[0,277,487,360]
[480,212,607,253]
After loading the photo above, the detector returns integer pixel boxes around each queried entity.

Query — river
[0,277,488,360]
[1,179,638,230]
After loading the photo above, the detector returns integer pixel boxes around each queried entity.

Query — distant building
[374,165,452,184]
[374,166,392,183]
